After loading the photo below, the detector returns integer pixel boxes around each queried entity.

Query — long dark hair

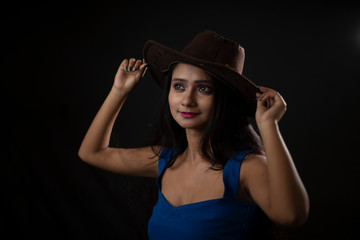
[148,64,264,170]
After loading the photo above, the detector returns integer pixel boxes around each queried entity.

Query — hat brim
[143,40,260,117]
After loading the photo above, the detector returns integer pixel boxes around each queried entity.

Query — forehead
[172,63,213,81]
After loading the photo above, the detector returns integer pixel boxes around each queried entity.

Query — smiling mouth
[180,112,199,118]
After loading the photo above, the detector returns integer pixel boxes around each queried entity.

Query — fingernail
[129,67,132,71]
[133,67,136,71]
[125,67,128,71]
[256,95,263,101]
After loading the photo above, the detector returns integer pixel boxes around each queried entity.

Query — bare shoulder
[242,153,267,170]
[240,153,268,187]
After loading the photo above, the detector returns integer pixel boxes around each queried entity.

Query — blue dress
[148,148,271,240]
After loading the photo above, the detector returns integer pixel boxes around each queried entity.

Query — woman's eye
[174,83,185,90]
[199,85,213,93]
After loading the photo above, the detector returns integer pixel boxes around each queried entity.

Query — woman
[78,30,309,239]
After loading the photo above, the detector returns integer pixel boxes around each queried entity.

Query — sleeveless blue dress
[148,148,270,240]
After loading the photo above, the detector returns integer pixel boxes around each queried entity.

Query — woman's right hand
[113,58,148,94]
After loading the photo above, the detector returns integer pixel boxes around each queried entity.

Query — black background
[3,1,360,239]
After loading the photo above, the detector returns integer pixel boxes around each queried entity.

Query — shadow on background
[2,1,360,239]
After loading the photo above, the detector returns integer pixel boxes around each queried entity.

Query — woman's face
[168,63,214,132]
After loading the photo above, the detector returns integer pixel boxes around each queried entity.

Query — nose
[181,89,196,107]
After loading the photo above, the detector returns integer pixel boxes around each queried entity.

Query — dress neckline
[157,148,254,209]
[159,191,225,209]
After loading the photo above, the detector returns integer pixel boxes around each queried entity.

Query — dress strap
[158,148,172,173]
[156,148,173,189]
[223,150,253,198]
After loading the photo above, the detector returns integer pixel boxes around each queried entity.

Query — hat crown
[182,30,245,74]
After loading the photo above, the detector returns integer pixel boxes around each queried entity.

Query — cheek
[202,96,213,112]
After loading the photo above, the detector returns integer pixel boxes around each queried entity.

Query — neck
[183,129,205,165]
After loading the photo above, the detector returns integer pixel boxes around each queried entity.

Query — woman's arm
[78,58,159,178]
[244,87,309,227]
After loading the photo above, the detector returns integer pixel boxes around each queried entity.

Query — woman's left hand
[255,87,287,127]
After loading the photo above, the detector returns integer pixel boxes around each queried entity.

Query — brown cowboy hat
[143,30,260,117]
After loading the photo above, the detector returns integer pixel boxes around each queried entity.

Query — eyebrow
[171,78,213,84]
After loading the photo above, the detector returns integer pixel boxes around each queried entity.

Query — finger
[256,92,263,100]
[139,62,149,78]
[256,92,267,102]
[260,90,285,106]
[269,96,275,107]
[268,96,279,108]
[132,60,143,71]
[258,87,280,99]
[260,94,272,102]
[120,59,129,71]
[142,65,148,78]
[257,95,268,111]
[274,91,286,104]
[258,86,273,93]
[128,58,137,71]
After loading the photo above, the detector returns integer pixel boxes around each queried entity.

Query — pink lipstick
[180,112,199,118]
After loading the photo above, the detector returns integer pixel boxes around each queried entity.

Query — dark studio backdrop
[2,1,360,239]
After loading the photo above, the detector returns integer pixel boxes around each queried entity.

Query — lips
[180,112,199,118]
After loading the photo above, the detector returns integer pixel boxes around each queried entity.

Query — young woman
[78,30,309,239]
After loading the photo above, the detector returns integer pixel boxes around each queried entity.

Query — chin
[176,121,206,131]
